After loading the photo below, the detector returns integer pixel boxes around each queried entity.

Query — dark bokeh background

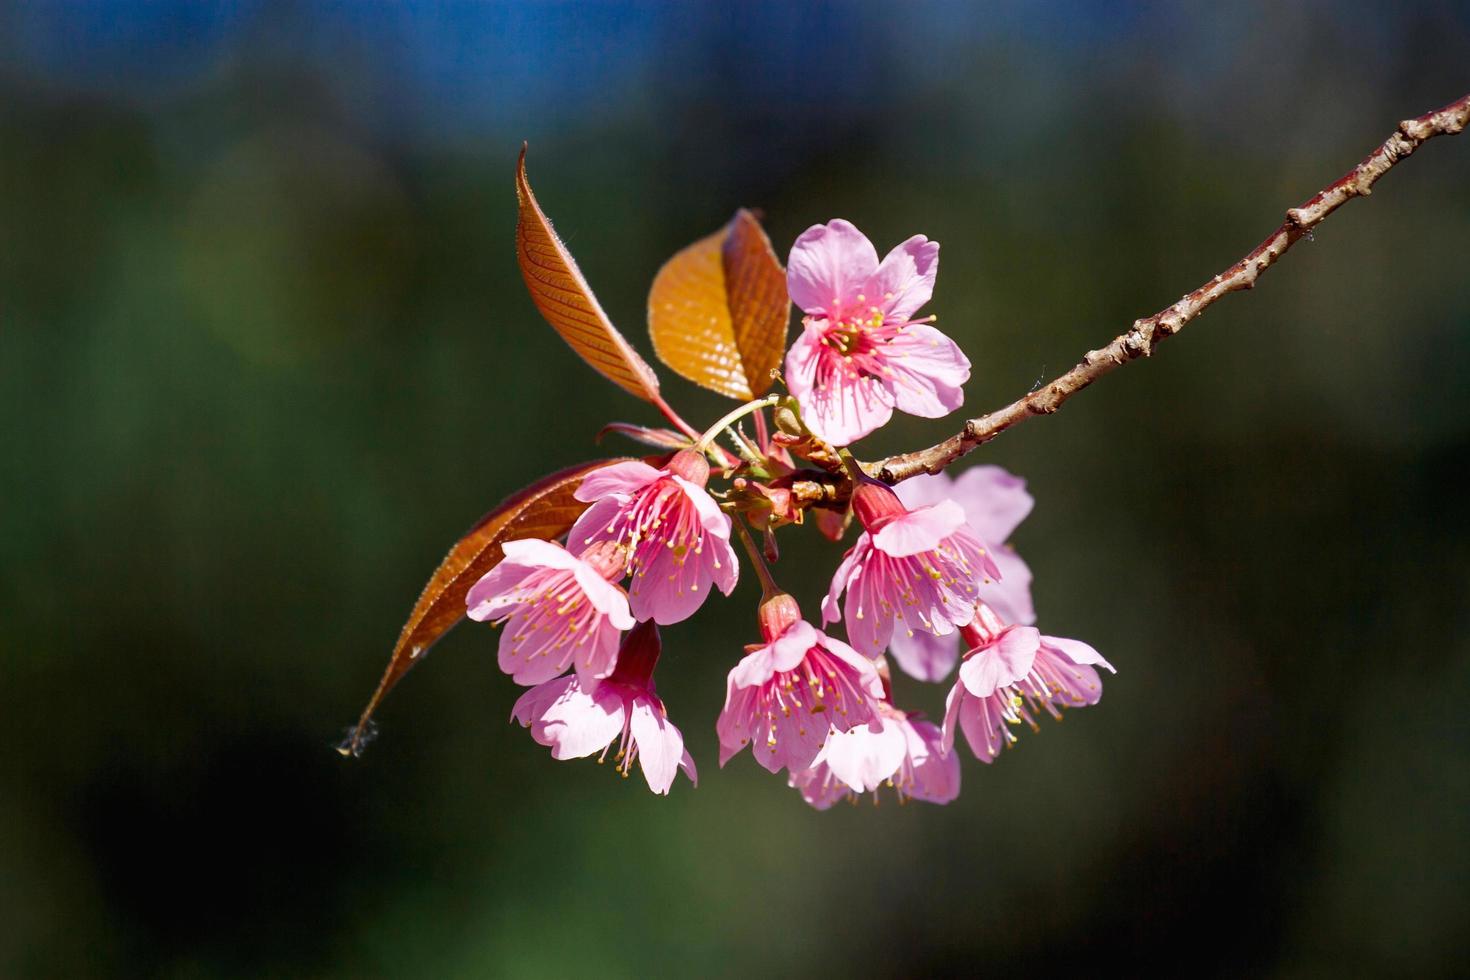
[4,2,1469,976]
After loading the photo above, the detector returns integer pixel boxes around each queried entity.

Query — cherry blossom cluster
[467,219,1113,805]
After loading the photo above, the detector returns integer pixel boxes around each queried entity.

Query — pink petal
[465,561,536,621]
[888,629,961,682]
[768,620,820,674]
[957,691,1007,764]
[883,323,971,419]
[566,496,624,553]
[627,546,712,625]
[789,766,849,811]
[570,622,624,688]
[903,718,961,805]
[892,471,947,511]
[728,644,778,690]
[782,329,822,407]
[716,684,758,766]
[821,716,907,792]
[842,553,889,656]
[980,545,1035,626]
[959,626,1040,697]
[497,613,571,685]
[629,697,684,795]
[818,635,887,701]
[864,234,939,322]
[1042,635,1115,672]
[940,684,963,754]
[705,534,740,597]
[757,699,829,775]
[673,476,731,538]
[786,219,880,315]
[497,537,582,570]
[871,499,967,558]
[949,465,1034,543]
[573,460,664,502]
[949,524,1004,588]
[822,543,864,626]
[510,674,576,726]
[894,468,1035,625]
[531,680,626,759]
[1034,641,1110,708]
[797,366,896,447]
[570,563,635,628]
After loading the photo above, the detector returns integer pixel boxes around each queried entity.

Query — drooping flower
[466,538,634,686]
[717,593,885,775]
[511,621,697,794]
[784,219,971,446]
[942,604,1114,763]
[822,478,1002,658]
[567,450,738,626]
[888,465,1037,681]
[789,701,960,809]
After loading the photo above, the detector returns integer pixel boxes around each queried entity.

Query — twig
[875,92,1470,484]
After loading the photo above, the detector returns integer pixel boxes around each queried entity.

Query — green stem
[652,393,737,467]
[836,446,871,484]
[731,517,781,600]
[696,395,779,452]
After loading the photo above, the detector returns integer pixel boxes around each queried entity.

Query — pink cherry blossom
[822,479,1002,659]
[888,465,1037,681]
[941,604,1115,763]
[717,594,885,775]
[511,621,697,794]
[789,702,960,809]
[783,219,971,446]
[567,450,738,626]
[466,538,634,687]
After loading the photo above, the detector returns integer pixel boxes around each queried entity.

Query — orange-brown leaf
[341,458,626,755]
[722,210,789,396]
[648,209,788,400]
[515,145,661,402]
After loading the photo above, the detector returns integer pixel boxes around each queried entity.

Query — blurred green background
[3,2,1469,976]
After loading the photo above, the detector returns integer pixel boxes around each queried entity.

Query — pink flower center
[499,567,601,654]
[743,648,867,754]
[810,295,935,385]
[960,637,1101,758]
[579,540,627,580]
[602,477,705,577]
[854,542,987,633]
[595,684,655,780]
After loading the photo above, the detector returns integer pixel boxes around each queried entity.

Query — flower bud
[849,478,907,531]
[756,591,801,643]
[773,397,804,437]
[666,449,711,487]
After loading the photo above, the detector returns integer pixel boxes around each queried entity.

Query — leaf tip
[336,718,380,759]
[516,143,530,194]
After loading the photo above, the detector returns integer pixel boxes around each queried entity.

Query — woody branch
[873,92,1470,485]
